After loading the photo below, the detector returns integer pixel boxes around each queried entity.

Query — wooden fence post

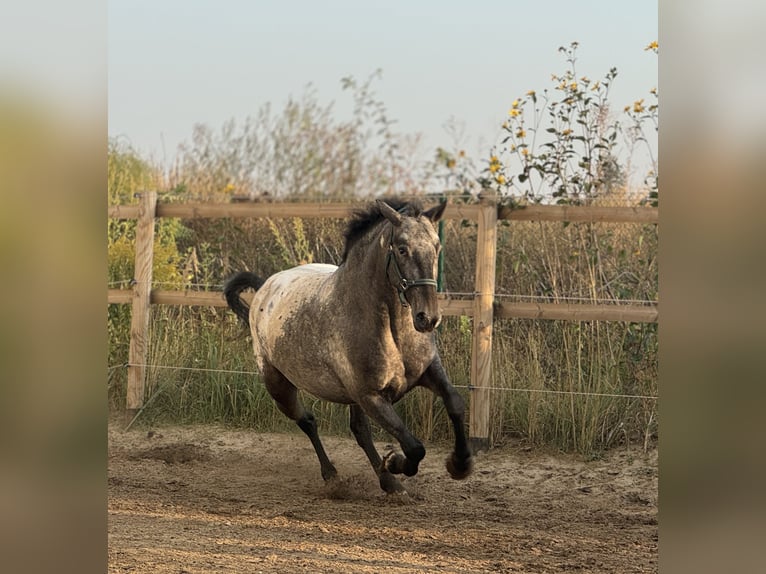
[125,191,157,423]
[469,193,498,451]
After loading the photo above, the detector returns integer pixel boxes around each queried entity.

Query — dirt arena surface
[108,424,657,573]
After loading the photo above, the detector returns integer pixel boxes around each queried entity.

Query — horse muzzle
[414,310,441,333]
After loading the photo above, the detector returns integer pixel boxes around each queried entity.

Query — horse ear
[377,199,403,226]
[423,201,447,223]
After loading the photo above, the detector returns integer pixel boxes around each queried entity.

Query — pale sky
[108,0,658,167]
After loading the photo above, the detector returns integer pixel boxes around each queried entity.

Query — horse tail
[223,271,264,328]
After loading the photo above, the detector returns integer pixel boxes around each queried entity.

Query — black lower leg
[263,363,338,483]
[444,400,473,479]
[349,405,404,493]
[297,412,337,481]
[421,358,474,479]
[358,394,426,477]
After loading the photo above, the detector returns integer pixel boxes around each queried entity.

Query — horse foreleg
[262,363,337,482]
[349,404,405,493]
[357,394,425,478]
[419,356,474,480]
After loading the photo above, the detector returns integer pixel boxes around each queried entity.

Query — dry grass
[108,213,657,456]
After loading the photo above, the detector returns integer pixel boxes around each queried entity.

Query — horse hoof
[379,472,405,494]
[382,450,406,475]
[446,453,474,480]
[386,490,413,504]
[321,467,338,482]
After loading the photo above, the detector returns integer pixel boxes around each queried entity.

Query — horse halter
[385,223,438,307]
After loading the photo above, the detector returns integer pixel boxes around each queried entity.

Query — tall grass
[108,213,657,456]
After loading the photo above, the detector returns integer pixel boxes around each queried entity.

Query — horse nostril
[415,312,439,332]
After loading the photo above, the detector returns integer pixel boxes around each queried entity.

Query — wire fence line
[122,363,262,377]
[109,362,657,401]
[108,279,226,290]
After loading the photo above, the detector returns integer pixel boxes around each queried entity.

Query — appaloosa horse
[224,198,473,493]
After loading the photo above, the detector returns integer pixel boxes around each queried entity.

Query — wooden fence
[108,193,658,448]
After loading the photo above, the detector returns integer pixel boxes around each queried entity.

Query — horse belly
[268,331,355,404]
[280,358,354,404]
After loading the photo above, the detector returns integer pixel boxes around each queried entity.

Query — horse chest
[377,336,434,397]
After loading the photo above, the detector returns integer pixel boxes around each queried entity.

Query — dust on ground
[108,424,657,573]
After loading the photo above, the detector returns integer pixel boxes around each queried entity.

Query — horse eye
[398,246,408,256]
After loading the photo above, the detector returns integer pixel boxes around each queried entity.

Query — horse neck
[334,224,407,326]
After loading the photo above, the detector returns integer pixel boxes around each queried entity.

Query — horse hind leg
[349,404,404,494]
[262,363,337,482]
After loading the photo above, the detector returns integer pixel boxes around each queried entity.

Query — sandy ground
[108,424,657,573]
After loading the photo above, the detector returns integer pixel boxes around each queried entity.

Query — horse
[224,198,474,494]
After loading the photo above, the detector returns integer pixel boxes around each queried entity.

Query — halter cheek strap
[386,225,437,307]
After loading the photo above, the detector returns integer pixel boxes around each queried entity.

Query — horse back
[249,263,337,350]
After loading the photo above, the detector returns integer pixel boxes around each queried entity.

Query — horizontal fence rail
[109,201,658,224]
[108,195,658,446]
[106,289,657,323]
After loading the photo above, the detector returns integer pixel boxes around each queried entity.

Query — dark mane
[342,198,424,262]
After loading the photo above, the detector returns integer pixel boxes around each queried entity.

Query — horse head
[377,199,447,333]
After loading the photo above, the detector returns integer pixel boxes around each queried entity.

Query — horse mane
[342,198,424,262]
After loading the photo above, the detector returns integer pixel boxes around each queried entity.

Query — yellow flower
[570,81,578,91]
[591,81,600,91]
[633,99,645,113]
[561,128,572,136]
[508,108,521,117]
[624,105,631,112]
[526,90,536,97]
[224,183,236,192]
[645,40,659,52]
[511,99,520,108]
[489,155,501,173]
[650,86,658,96]
[447,159,456,169]
[521,148,529,157]
[516,129,526,138]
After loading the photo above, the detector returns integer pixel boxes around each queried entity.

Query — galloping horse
[224,199,473,493]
